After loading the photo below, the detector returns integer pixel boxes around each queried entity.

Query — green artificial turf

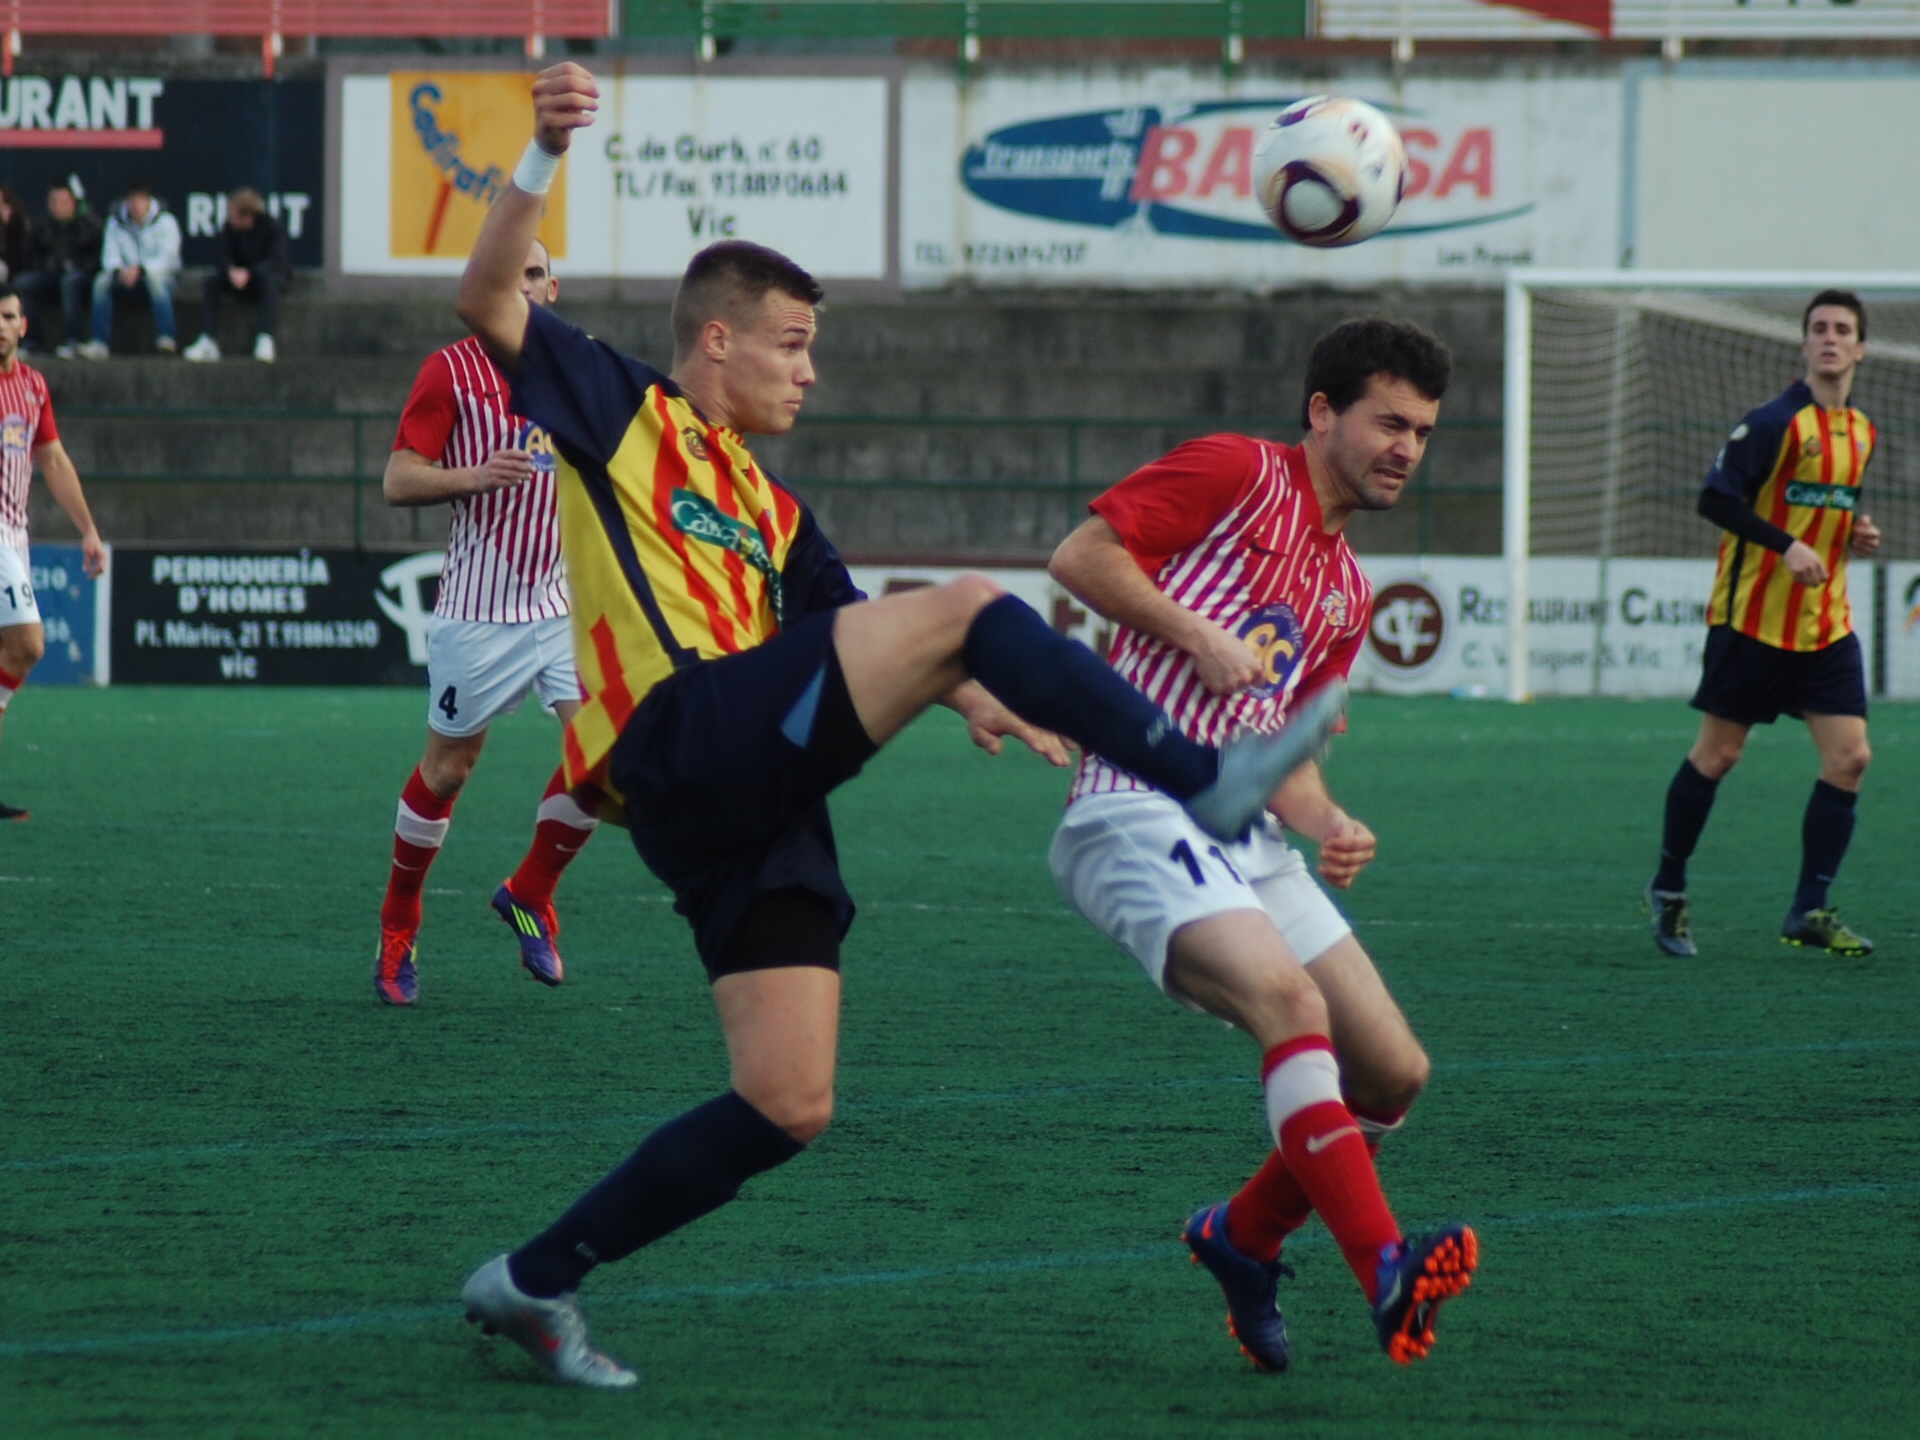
[1,688,1916,1439]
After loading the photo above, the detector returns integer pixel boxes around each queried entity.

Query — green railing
[62,405,1498,553]
[621,0,1308,47]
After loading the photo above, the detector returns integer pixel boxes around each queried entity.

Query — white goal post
[1502,269,1920,703]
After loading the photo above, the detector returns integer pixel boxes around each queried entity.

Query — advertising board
[111,548,441,686]
[899,69,1620,288]
[338,69,891,281]
[24,543,109,686]
[1321,2,1920,39]
[0,76,323,268]
[1351,557,1878,700]
[1883,562,1920,700]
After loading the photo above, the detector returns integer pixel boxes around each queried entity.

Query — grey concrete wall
[33,284,1505,558]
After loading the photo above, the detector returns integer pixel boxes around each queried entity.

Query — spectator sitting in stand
[184,187,290,365]
[76,179,181,360]
[0,185,32,286]
[15,181,102,358]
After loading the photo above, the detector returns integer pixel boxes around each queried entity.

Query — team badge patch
[1237,602,1306,700]
[1803,436,1824,459]
[1320,588,1349,629]
[1,414,28,459]
[681,426,711,462]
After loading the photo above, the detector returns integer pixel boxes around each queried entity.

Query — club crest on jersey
[1,414,27,458]
[668,487,785,624]
[515,421,557,474]
[681,425,711,462]
[1319,588,1349,629]
[1803,436,1824,459]
[1237,602,1305,700]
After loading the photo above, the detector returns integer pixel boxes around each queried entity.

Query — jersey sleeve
[1089,434,1264,575]
[30,381,57,446]
[781,497,866,617]
[511,303,670,468]
[392,353,457,461]
[1702,403,1793,505]
[1299,626,1362,695]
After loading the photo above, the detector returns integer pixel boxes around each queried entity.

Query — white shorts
[1049,789,1352,1007]
[425,615,579,738]
[0,545,40,628]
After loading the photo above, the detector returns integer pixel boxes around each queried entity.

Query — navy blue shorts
[1690,625,1867,726]
[608,607,876,978]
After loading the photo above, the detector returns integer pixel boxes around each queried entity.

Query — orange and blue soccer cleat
[1372,1223,1477,1365]
[1181,1202,1295,1373]
[374,926,419,1006]
[492,882,565,986]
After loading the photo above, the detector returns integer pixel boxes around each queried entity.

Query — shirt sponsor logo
[1,414,28,458]
[516,421,557,475]
[1237,601,1306,699]
[1368,580,1446,671]
[668,488,785,624]
[1783,481,1855,511]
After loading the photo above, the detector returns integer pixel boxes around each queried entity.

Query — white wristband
[513,139,562,195]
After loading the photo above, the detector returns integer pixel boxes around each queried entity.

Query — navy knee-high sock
[963,594,1217,800]
[1654,759,1720,892]
[508,1091,802,1298]
[1792,780,1858,916]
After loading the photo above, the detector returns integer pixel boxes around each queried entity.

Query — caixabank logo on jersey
[960,101,1531,244]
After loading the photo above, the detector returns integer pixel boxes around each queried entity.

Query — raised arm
[1050,515,1262,696]
[34,441,105,578]
[456,63,598,373]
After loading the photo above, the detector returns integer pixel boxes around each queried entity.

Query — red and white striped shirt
[0,359,58,553]
[1069,434,1371,802]
[393,336,568,624]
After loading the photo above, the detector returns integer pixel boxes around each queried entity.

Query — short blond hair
[229,187,267,220]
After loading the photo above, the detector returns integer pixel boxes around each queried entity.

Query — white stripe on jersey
[0,361,52,553]
[1070,442,1372,802]
[432,337,568,625]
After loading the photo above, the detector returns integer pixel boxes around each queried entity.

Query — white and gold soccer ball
[1252,95,1407,248]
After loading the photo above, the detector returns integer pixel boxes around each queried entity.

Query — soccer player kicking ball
[1049,318,1475,1372]
[447,64,1346,1389]
[0,283,107,820]
[374,238,602,1006]
[1647,290,1880,959]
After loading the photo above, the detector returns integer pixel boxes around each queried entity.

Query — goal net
[1504,272,1920,700]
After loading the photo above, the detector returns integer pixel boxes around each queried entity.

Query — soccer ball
[1252,95,1407,248]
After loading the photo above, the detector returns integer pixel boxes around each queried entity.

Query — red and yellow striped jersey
[510,306,861,789]
[1703,379,1874,652]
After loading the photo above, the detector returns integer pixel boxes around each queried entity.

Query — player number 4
[1170,839,1243,886]
[438,686,459,721]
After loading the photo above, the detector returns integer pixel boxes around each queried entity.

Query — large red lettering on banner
[1129,126,1198,202]
[1434,128,1494,199]
[1194,127,1255,200]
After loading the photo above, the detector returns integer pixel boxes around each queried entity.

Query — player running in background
[374,238,602,1006]
[1646,290,1880,959]
[449,64,1342,1389]
[1049,318,1475,1372]
[0,283,106,820]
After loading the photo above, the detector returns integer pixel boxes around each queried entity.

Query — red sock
[1263,1036,1401,1301]
[1225,1149,1312,1262]
[0,663,22,710]
[381,767,455,933]
[506,766,599,909]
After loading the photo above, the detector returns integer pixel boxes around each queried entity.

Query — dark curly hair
[1300,316,1452,428]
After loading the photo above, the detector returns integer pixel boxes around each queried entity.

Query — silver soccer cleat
[1183,680,1349,842]
[461,1254,639,1390]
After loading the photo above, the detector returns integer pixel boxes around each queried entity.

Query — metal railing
[61,405,1500,554]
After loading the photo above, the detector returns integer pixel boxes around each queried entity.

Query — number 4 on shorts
[438,686,459,721]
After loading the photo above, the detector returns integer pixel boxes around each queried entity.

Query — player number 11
[1170,838,1242,886]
